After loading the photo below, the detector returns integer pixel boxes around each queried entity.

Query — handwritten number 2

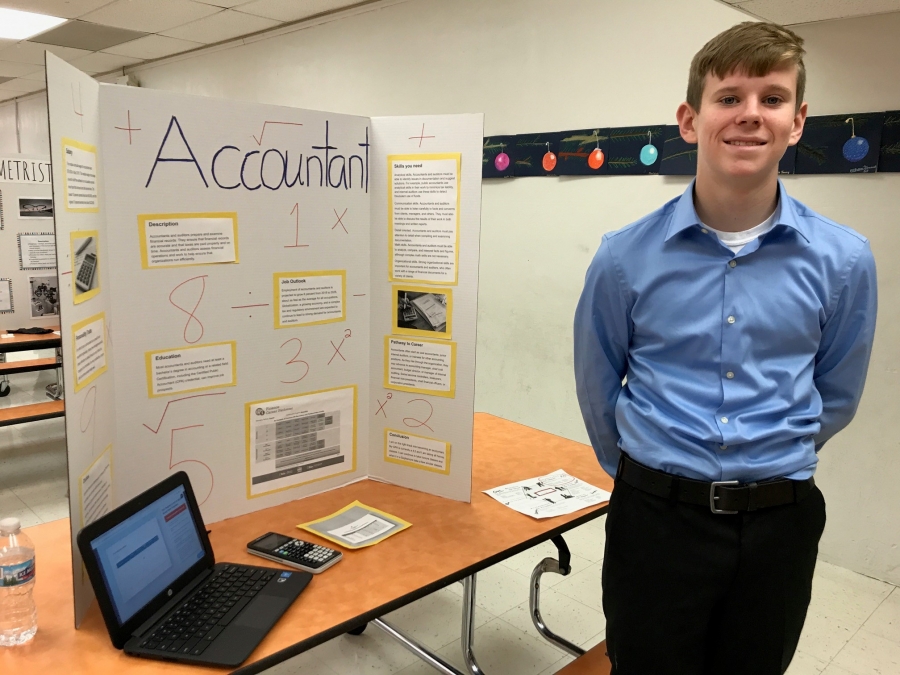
[404,398,434,432]
[281,338,309,383]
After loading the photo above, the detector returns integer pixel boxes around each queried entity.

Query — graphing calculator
[247,532,342,574]
[76,252,97,292]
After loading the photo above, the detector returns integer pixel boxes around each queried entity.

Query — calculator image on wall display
[76,252,96,292]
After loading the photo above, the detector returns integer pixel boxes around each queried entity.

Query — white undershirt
[702,210,777,254]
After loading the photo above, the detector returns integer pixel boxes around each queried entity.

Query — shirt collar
[665,179,811,243]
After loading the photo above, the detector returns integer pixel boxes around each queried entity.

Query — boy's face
[677,66,807,184]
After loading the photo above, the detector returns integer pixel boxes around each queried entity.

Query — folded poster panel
[45,54,483,625]
[0,154,56,327]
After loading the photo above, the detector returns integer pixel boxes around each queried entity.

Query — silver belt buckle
[710,480,740,514]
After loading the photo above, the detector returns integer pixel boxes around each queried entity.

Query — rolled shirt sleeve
[574,237,632,477]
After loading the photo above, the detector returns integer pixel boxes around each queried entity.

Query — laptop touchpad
[234,596,292,627]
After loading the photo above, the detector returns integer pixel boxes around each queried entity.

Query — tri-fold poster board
[0,154,58,328]
[45,54,483,624]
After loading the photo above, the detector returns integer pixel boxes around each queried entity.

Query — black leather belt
[617,453,814,514]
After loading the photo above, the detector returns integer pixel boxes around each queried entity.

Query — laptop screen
[89,484,206,625]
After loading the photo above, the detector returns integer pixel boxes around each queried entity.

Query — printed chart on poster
[45,54,483,625]
[246,385,356,497]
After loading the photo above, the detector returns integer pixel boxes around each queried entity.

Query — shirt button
[729,260,737,268]
[720,416,729,424]
[727,315,736,324]
[701,228,708,234]
[726,371,735,379]
[720,444,728,450]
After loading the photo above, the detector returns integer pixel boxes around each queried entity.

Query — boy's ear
[788,101,808,146]
[676,102,699,144]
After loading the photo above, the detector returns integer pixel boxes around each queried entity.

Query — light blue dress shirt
[574,181,877,482]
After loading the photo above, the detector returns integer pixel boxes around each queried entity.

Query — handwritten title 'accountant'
[145,116,370,193]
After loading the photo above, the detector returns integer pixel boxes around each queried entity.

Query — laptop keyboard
[139,565,277,657]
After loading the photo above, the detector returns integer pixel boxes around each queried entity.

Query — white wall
[788,13,900,585]
[126,0,748,458]
[0,96,50,155]
[9,0,900,583]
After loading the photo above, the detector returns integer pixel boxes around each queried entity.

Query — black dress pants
[602,477,826,675]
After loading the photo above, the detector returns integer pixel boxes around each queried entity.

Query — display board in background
[45,54,483,626]
[0,155,58,328]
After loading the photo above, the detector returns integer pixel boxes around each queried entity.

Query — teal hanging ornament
[640,131,658,166]
[842,117,869,162]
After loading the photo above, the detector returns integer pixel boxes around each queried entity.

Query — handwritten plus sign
[114,110,142,145]
[409,123,435,147]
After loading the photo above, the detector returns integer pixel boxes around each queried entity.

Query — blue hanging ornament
[842,117,869,162]
[639,131,658,166]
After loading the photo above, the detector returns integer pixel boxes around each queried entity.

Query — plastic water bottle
[0,517,37,646]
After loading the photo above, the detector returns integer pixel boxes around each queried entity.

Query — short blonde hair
[687,22,806,111]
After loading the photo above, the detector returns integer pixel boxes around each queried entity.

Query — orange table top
[0,413,612,675]
[0,327,61,353]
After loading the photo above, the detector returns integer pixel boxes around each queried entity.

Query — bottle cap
[0,517,22,535]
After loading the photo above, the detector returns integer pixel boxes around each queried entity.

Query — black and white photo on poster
[29,274,60,318]
[18,196,54,219]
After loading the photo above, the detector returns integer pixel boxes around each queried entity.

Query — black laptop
[77,471,311,667]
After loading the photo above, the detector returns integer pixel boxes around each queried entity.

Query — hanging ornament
[588,132,605,170]
[494,144,510,171]
[640,131,659,166]
[842,117,869,162]
[542,142,557,171]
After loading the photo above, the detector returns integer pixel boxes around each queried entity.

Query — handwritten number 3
[281,338,309,383]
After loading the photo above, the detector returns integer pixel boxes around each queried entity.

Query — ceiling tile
[21,68,48,82]
[0,41,91,65]
[0,60,42,78]
[736,0,900,24]
[195,0,252,7]
[0,76,14,85]
[161,9,280,43]
[237,0,360,22]
[69,51,143,74]
[0,78,45,93]
[103,34,204,59]
[30,20,147,51]
[0,1,114,20]
[82,0,221,33]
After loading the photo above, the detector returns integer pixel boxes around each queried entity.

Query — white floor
[1,362,898,674]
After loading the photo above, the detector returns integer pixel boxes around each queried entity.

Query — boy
[574,22,877,675]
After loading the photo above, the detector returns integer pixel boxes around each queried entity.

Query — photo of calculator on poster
[73,236,98,294]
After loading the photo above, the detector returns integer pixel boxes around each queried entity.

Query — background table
[0,413,612,674]
[0,327,63,426]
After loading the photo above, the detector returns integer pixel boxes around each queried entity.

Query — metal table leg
[363,536,590,674]
[461,575,485,675]
[364,574,488,675]
[530,535,586,657]
[45,347,63,400]
[0,352,9,397]
[371,618,467,675]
